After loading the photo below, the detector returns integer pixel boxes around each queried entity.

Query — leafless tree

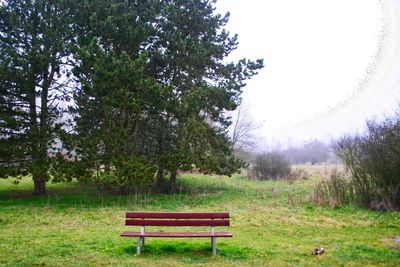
[230,102,263,151]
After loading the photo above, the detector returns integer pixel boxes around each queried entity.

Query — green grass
[0,174,399,266]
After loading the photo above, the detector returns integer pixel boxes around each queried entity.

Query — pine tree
[0,0,75,194]
[146,0,263,190]
[68,0,161,191]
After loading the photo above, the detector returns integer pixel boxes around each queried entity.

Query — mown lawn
[0,174,399,266]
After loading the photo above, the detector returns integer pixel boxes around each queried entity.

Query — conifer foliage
[0,0,75,194]
[1,0,263,193]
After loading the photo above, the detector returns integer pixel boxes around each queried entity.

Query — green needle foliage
[1,0,263,193]
[0,0,75,194]
[67,0,263,192]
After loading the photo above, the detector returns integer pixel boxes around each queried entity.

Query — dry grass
[292,163,347,180]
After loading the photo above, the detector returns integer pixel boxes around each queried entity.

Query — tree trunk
[156,166,166,193]
[34,179,46,195]
[169,169,177,193]
[120,185,129,195]
[394,183,400,210]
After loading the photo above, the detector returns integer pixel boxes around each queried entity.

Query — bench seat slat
[126,212,229,219]
[125,219,229,226]
[121,231,233,238]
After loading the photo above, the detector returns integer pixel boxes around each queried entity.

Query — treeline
[236,140,334,166]
[0,0,263,194]
[281,140,335,165]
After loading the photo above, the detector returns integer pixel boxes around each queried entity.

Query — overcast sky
[217,0,400,148]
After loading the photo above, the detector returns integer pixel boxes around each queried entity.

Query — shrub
[93,156,156,194]
[330,111,400,210]
[252,152,291,180]
[112,156,157,193]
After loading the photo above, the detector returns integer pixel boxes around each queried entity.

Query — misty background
[221,0,400,152]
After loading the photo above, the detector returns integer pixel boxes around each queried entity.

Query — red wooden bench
[120,211,233,256]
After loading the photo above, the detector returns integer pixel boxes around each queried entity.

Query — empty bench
[120,212,233,256]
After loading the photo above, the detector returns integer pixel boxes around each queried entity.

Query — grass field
[0,173,399,266]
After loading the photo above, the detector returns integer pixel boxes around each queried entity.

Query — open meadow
[0,172,399,266]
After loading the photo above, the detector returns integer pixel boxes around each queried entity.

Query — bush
[252,152,291,180]
[113,156,157,192]
[331,111,400,210]
[93,156,156,194]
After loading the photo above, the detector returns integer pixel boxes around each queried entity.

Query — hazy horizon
[218,0,400,147]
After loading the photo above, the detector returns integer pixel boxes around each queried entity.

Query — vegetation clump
[317,110,400,210]
[251,152,291,180]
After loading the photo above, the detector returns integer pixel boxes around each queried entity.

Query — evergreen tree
[146,0,263,190]
[67,0,161,191]
[70,0,263,192]
[1,0,264,193]
[0,0,75,194]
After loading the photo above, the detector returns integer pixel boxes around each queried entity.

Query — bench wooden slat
[126,212,229,219]
[122,211,232,256]
[125,219,229,226]
[121,231,233,238]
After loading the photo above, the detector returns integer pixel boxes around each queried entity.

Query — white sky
[217,0,400,148]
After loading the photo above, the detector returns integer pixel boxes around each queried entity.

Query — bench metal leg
[140,226,145,249]
[212,237,216,256]
[136,237,141,255]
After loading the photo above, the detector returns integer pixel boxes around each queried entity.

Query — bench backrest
[125,212,230,227]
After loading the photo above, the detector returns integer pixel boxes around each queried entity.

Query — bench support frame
[212,237,216,256]
[136,237,141,255]
[141,226,145,248]
[134,227,218,256]
[122,212,232,256]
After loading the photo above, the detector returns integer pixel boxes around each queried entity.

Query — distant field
[0,173,399,266]
[292,163,347,179]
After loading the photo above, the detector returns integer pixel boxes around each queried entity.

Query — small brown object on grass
[312,247,325,255]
